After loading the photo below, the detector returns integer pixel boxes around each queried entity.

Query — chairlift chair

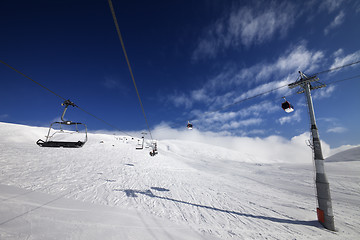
[136,136,144,150]
[149,141,158,156]
[281,97,294,113]
[36,100,88,148]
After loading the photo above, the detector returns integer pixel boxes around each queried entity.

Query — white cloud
[278,109,301,125]
[220,118,263,130]
[318,117,338,124]
[329,49,360,71]
[192,2,296,61]
[313,85,336,99]
[168,88,211,109]
[190,111,241,130]
[247,129,266,135]
[327,126,347,133]
[333,48,344,58]
[236,101,278,118]
[187,108,265,134]
[167,43,332,135]
[190,100,276,128]
[151,125,346,163]
[191,89,209,102]
[324,11,345,35]
[211,44,322,107]
[229,44,324,89]
[274,45,324,75]
[170,93,193,109]
[234,80,284,102]
[319,0,345,13]
[170,43,325,114]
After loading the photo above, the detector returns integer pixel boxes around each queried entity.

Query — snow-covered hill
[0,122,359,239]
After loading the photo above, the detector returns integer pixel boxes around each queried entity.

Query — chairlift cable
[108,0,154,141]
[0,60,67,101]
[3,54,359,138]
[0,60,134,138]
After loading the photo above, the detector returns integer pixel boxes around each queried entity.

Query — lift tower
[289,71,335,231]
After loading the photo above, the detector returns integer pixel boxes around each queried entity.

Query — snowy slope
[0,122,359,239]
[326,146,360,162]
[0,184,212,240]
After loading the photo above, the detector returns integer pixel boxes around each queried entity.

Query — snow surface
[0,122,359,239]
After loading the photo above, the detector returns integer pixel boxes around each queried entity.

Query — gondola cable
[168,73,360,130]
[204,61,360,116]
[2,55,359,137]
[190,64,360,124]
[314,60,360,76]
[324,74,360,85]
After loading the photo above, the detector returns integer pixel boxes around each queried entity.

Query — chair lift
[136,132,147,150]
[36,100,88,148]
[281,97,294,113]
[136,136,144,150]
[149,141,158,156]
[187,121,193,130]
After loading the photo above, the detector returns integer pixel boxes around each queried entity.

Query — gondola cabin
[282,100,294,113]
[187,121,193,130]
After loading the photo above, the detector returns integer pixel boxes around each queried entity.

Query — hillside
[0,122,359,239]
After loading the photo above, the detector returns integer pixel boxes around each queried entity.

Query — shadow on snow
[114,188,321,228]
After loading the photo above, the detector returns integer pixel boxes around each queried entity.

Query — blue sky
[1,0,360,148]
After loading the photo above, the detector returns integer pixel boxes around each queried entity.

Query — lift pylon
[289,71,335,231]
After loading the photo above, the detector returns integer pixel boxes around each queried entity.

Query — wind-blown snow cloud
[324,11,345,35]
[151,124,339,162]
[192,2,297,61]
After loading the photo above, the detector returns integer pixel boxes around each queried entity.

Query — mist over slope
[151,124,357,163]
[0,122,359,239]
